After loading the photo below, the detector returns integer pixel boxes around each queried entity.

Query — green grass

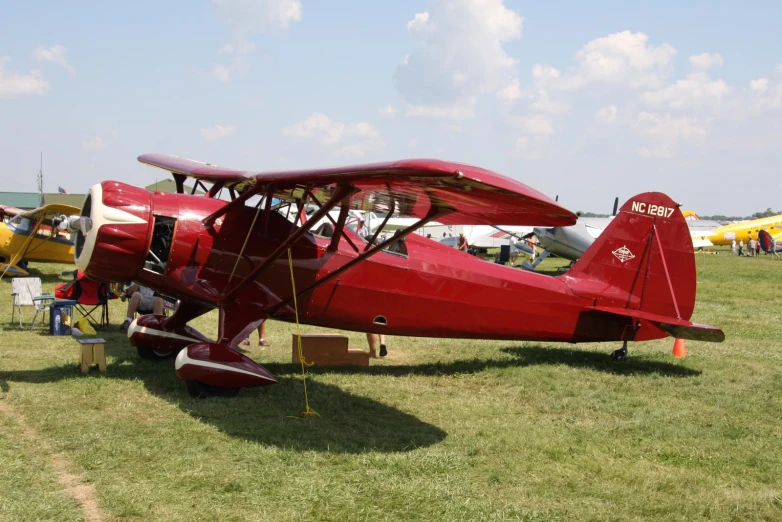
[1,254,781,521]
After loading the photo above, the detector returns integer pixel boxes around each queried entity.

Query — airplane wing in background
[15,203,82,223]
[138,153,577,228]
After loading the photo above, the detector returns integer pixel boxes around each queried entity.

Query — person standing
[457,233,469,252]
[240,321,270,347]
[738,239,744,256]
[771,236,780,258]
[748,237,756,257]
[730,239,736,256]
[367,333,387,358]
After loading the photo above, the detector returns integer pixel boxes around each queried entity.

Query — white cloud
[507,114,554,135]
[379,105,397,118]
[689,52,724,70]
[553,31,676,91]
[642,72,731,110]
[531,64,561,84]
[394,0,523,118]
[636,145,672,159]
[82,136,107,151]
[336,140,386,158]
[283,113,384,157]
[404,99,476,120]
[283,113,379,144]
[211,0,302,82]
[595,105,618,124]
[497,78,522,102]
[213,0,302,31]
[201,124,237,141]
[636,112,706,141]
[512,135,546,160]
[527,89,569,114]
[634,111,707,159]
[0,57,49,99]
[32,44,75,75]
[750,78,769,94]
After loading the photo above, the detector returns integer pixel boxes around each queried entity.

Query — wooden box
[292,333,370,367]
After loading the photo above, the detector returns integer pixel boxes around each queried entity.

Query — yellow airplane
[0,203,80,278]
[704,214,782,246]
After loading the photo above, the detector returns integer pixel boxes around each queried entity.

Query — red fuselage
[79,182,638,344]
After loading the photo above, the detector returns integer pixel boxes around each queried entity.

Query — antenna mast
[37,152,43,201]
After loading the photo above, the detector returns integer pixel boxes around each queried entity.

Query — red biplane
[73,154,724,397]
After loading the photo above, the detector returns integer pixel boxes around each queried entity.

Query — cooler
[50,300,77,336]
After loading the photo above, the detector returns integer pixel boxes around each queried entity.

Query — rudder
[562,192,696,327]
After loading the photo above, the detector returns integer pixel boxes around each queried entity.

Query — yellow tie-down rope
[287,248,319,418]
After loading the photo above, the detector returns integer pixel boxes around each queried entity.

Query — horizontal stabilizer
[593,306,725,343]
[657,322,725,343]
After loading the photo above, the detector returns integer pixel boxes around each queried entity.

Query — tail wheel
[137,345,175,361]
[185,380,241,399]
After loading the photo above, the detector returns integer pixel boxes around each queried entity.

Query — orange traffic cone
[672,338,686,358]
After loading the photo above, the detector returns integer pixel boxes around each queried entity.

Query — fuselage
[0,220,74,264]
[706,215,782,245]
[78,183,641,343]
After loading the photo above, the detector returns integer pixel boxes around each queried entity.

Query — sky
[0,0,780,216]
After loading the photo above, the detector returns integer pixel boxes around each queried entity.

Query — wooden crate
[292,334,370,367]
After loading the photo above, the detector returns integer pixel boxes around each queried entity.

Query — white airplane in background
[528,200,721,269]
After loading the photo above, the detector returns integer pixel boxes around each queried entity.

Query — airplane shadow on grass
[0,342,697,453]
[284,344,701,379]
[0,349,446,454]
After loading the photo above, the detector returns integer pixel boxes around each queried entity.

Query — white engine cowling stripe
[128,318,199,343]
[175,349,276,382]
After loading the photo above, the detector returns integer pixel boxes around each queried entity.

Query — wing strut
[220,184,357,303]
[364,198,396,252]
[267,205,451,316]
[202,186,262,228]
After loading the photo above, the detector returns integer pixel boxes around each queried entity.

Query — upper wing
[17,203,82,223]
[0,205,24,219]
[138,153,576,227]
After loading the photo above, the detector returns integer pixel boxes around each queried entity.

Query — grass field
[0,253,781,521]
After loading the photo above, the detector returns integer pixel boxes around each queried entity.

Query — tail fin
[758,229,775,253]
[561,192,723,343]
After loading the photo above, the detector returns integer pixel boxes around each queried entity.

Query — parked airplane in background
[703,214,782,246]
[72,153,722,398]
[0,203,80,277]
[528,201,719,268]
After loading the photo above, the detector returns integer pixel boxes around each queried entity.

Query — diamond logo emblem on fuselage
[612,245,635,263]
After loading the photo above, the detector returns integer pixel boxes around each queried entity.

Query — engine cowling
[75,181,152,283]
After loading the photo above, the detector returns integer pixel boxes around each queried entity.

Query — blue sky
[1,0,780,215]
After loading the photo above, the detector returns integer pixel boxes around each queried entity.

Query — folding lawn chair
[11,277,55,330]
[56,271,113,327]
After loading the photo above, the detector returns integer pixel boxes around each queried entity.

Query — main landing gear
[137,346,176,361]
[611,341,629,362]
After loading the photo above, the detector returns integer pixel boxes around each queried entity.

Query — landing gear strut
[611,341,628,362]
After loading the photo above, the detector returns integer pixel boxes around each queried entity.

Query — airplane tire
[611,348,628,362]
[185,380,241,399]
[137,345,175,361]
